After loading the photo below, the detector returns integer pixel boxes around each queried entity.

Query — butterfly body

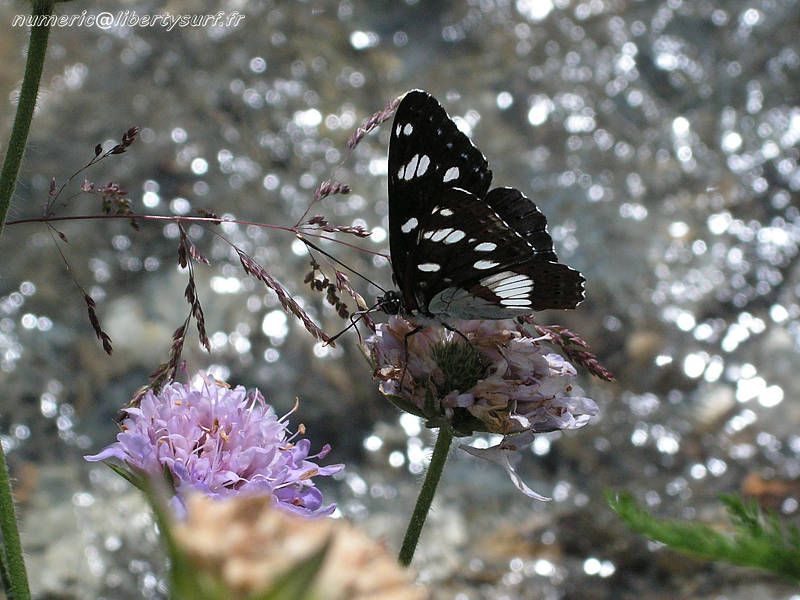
[380,90,584,322]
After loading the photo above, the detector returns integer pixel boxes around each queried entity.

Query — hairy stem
[0,441,30,600]
[0,4,55,598]
[0,0,55,239]
[399,427,453,566]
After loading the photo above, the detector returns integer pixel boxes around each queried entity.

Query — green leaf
[607,490,800,582]
[385,393,427,418]
[104,461,142,487]
[247,537,331,600]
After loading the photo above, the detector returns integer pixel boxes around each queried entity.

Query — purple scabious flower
[365,317,598,500]
[85,372,343,517]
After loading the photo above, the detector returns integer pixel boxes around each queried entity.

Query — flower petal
[460,437,551,501]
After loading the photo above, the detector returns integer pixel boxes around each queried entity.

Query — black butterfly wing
[405,187,584,318]
[483,187,559,263]
[388,90,492,293]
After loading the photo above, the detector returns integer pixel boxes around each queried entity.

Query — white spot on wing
[430,228,453,242]
[496,285,533,299]
[444,230,465,244]
[403,155,419,180]
[480,271,516,286]
[475,276,533,303]
[474,260,499,270]
[401,217,418,233]
[417,262,441,272]
[475,242,497,252]
[443,166,460,182]
[494,275,532,290]
[397,165,406,179]
[396,124,401,136]
[403,123,413,135]
[439,208,454,216]
[482,272,534,299]
[417,155,430,176]
[500,298,532,307]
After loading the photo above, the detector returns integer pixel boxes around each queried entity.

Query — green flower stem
[0,0,55,239]
[0,441,30,600]
[0,4,56,598]
[399,426,453,566]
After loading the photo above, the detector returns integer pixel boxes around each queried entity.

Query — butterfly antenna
[299,237,387,294]
[326,299,383,346]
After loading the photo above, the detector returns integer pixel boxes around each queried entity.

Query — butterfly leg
[400,325,424,388]
[347,310,366,345]
[326,303,381,346]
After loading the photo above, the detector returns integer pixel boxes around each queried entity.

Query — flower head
[85,372,343,517]
[173,494,429,599]
[366,317,598,499]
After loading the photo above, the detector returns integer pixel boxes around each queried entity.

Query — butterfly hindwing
[484,187,558,263]
[388,91,492,286]
[402,187,584,318]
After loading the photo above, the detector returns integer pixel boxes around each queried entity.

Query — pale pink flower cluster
[366,317,598,500]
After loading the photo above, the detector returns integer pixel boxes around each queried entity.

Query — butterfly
[378,90,585,322]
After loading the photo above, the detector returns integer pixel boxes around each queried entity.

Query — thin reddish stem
[5,212,390,258]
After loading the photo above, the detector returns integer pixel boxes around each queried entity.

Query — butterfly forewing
[388,91,492,286]
[386,90,585,320]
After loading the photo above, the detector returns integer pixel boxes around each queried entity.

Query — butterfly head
[377,290,403,315]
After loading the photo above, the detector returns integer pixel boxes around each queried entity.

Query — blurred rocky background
[1,0,799,598]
